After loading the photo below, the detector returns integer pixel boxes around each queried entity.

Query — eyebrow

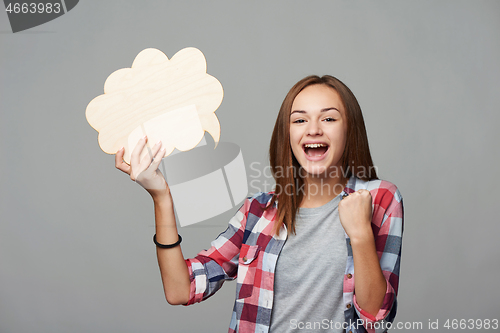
[290,107,340,115]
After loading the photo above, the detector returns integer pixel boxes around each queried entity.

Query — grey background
[1,1,499,332]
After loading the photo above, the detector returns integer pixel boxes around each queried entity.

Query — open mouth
[303,143,329,157]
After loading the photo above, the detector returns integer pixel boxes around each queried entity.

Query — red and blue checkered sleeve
[353,183,404,327]
[183,198,251,305]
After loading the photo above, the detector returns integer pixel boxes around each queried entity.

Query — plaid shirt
[184,176,404,333]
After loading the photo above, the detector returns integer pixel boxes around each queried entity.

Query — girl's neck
[299,175,347,208]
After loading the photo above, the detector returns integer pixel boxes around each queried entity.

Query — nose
[306,120,323,136]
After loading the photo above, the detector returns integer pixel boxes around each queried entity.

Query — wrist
[349,226,374,245]
[151,190,173,204]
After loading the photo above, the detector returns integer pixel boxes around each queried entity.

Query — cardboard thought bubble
[86,47,223,163]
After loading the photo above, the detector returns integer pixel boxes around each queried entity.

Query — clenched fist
[338,189,373,242]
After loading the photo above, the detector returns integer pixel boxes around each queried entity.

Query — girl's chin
[299,162,342,178]
[302,166,330,177]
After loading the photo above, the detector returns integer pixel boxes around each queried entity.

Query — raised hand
[115,136,169,197]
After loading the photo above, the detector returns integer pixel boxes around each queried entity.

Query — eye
[323,117,336,122]
[292,119,306,124]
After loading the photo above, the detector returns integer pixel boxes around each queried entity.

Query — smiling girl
[115,75,404,333]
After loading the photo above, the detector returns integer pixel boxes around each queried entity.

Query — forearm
[153,193,191,305]
[350,229,387,317]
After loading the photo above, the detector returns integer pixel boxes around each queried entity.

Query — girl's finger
[115,147,131,174]
[139,140,163,168]
[149,148,166,171]
[131,136,148,167]
[150,141,163,160]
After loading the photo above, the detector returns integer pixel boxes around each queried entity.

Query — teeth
[304,143,326,148]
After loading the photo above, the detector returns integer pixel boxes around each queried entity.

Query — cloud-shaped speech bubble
[86,47,223,163]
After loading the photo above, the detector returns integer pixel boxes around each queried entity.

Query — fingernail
[143,135,147,140]
[156,140,161,145]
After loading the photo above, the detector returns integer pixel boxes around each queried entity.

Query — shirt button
[347,274,352,279]
[243,257,247,261]
[346,304,351,309]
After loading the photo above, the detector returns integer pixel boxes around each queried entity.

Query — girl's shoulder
[240,191,278,215]
[347,177,403,206]
[347,176,399,193]
[238,191,278,234]
[247,191,275,204]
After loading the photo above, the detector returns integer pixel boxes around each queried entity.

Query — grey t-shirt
[269,194,347,333]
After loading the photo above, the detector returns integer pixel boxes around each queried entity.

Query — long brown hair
[267,75,378,235]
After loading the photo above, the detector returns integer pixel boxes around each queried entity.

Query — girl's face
[289,84,347,178]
